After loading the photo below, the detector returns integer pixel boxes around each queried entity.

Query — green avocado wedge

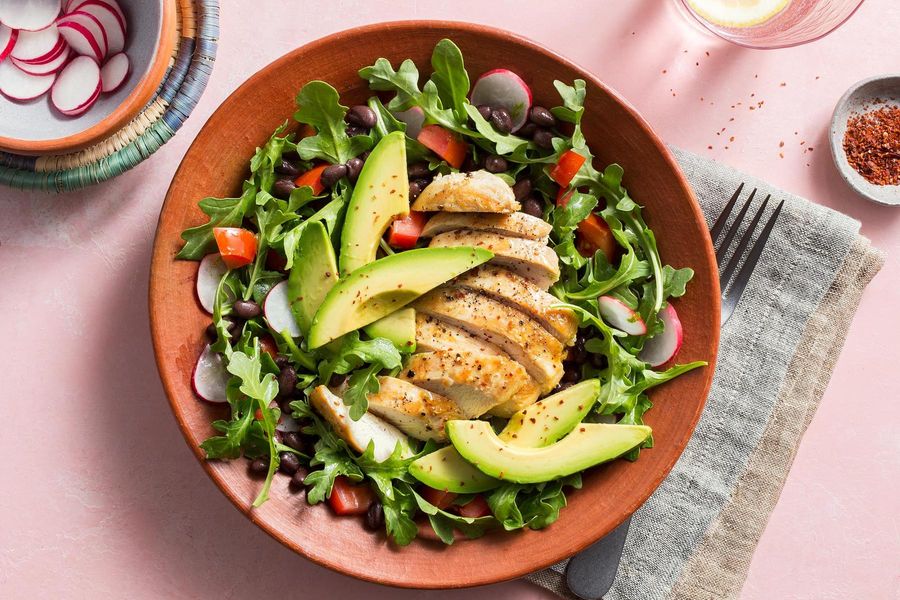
[339,131,409,276]
[446,421,652,484]
[287,221,339,336]
[307,246,493,349]
[363,307,416,353]
[409,379,601,493]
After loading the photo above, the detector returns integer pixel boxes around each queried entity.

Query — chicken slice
[365,377,465,442]
[415,313,505,356]
[400,351,528,417]
[450,266,578,345]
[309,385,411,461]
[488,378,542,418]
[414,288,565,392]
[411,170,519,213]
[429,230,560,288]
[420,211,552,241]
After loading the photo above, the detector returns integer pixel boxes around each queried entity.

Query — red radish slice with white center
[19,38,67,65]
[196,253,227,314]
[10,26,59,62]
[264,280,302,338]
[0,59,55,100]
[100,51,128,92]
[470,69,533,132]
[393,105,425,139]
[0,26,18,61]
[74,2,124,54]
[68,0,125,31]
[0,0,61,32]
[57,14,104,61]
[12,49,69,75]
[598,295,647,336]
[50,55,100,115]
[192,344,229,403]
[639,303,684,368]
[275,411,301,433]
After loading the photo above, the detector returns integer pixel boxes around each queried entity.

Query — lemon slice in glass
[686,0,791,28]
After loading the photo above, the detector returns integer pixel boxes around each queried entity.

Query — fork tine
[715,188,756,264]
[709,182,744,244]
[719,195,771,290]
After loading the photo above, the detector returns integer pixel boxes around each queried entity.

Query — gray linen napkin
[527,149,884,600]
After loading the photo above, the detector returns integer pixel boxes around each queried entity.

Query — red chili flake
[800,141,806,146]
[729,136,735,142]
[815,76,820,80]
[779,152,784,159]
[695,61,700,66]
[751,93,756,97]
[749,106,755,111]
[707,145,713,150]
[779,141,785,148]
[780,82,787,87]
[843,106,900,185]
[662,69,667,74]
[729,117,735,122]
[725,146,730,150]
[705,51,710,56]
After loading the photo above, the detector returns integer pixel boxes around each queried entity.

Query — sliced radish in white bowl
[50,54,100,116]
[99,51,128,92]
[264,280,302,338]
[57,12,104,61]
[470,68,533,132]
[639,303,684,368]
[196,253,228,314]
[74,2,123,54]
[10,26,60,63]
[68,0,125,30]
[0,0,62,31]
[393,105,425,139]
[0,25,19,60]
[0,59,55,100]
[12,49,69,75]
[192,344,230,403]
[598,296,648,335]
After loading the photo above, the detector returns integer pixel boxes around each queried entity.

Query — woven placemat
[0,0,219,192]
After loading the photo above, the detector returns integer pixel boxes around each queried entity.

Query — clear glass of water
[676,0,867,49]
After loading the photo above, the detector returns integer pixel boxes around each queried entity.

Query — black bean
[407,162,430,179]
[460,155,480,172]
[321,164,348,188]
[289,467,309,491]
[590,352,608,369]
[205,322,217,340]
[346,157,364,182]
[329,373,347,388]
[409,181,422,200]
[345,125,367,137]
[532,128,554,149]
[279,398,294,415]
[346,105,377,129]
[567,344,588,364]
[364,501,385,531]
[484,155,508,173]
[248,457,269,477]
[512,178,532,201]
[232,300,261,319]
[282,150,300,162]
[274,158,301,177]
[529,106,557,128]
[279,452,301,475]
[490,107,513,133]
[278,366,297,397]
[283,431,305,452]
[272,178,296,200]
[562,367,580,383]
[520,196,543,218]
[476,104,493,120]
[518,122,537,138]
[274,355,289,368]
[205,318,238,339]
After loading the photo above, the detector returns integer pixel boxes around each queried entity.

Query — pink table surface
[2,1,898,598]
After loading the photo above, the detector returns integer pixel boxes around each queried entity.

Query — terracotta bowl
[0,0,177,155]
[150,21,720,589]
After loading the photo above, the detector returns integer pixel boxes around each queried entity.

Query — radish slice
[639,304,684,367]
[598,296,647,336]
[264,280,302,338]
[10,26,59,62]
[12,49,69,75]
[57,14,104,61]
[196,253,227,314]
[275,411,302,433]
[192,344,229,403]
[16,36,66,65]
[393,106,425,139]
[68,0,125,31]
[0,25,18,61]
[0,0,62,32]
[99,51,127,92]
[0,59,55,100]
[470,69,533,132]
[50,55,100,115]
[74,2,123,54]
[65,10,107,57]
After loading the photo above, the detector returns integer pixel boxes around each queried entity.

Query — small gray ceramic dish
[829,74,900,207]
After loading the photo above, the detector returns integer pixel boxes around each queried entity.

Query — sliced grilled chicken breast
[420,211,552,241]
[400,351,527,417]
[488,377,542,418]
[414,288,565,391]
[411,170,519,213]
[366,377,465,442]
[450,266,578,345]
[309,385,411,461]
[429,230,560,288]
[415,313,505,356]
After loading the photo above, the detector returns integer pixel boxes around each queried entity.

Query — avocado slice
[287,221,339,336]
[409,379,600,492]
[446,420,651,484]
[363,307,416,353]
[339,131,409,276]
[307,246,493,349]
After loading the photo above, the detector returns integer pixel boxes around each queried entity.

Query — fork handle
[564,516,632,600]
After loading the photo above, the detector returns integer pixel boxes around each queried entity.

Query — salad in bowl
[176,38,705,546]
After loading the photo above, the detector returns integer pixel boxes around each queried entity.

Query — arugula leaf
[662,265,695,299]
[464,104,530,155]
[343,364,382,421]
[367,96,431,162]
[294,81,372,164]
[429,39,470,123]
[413,489,494,544]
[318,332,402,420]
[551,191,598,238]
[177,187,255,259]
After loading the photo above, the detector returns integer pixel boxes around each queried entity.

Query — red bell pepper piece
[387,211,428,249]
[294,164,328,195]
[328,476,376,516]
[556,190,616,261]
[550,150,586,188]
[419,485,459,510]
[417,124,467,168]
[212,227,258,269]
[456,494,491,518]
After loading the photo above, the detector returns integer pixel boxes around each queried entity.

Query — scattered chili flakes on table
[843,105,900,186]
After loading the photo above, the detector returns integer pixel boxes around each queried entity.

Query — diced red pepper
[550,150,586,188]
[328,476,376,516]
[387,211,428,249]
[212,227,258,269]
[556,189,616,262]
[254,408,263,421]
[419,485,459,510]
[258,334,279,359]
[294,164,328,195]
[417,124,467,168]
[456,495,491,518]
